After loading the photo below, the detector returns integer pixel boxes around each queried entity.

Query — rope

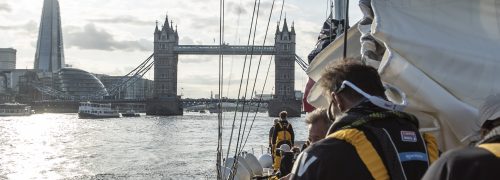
[278,0,286,25]
[238,0,277,155]
[225,0,260,178]
[231,1,262,178]
[216,0,225,178]
[233,0,262,155]
[342,0,349,59]
[240,55,274,152]
[225,0,244,101]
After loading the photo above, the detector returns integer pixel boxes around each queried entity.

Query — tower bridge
[147,15,303,117]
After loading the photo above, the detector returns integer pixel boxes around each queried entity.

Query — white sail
[307,0,500,150]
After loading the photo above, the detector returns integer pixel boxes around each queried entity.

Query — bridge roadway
[31,98,270,108]
[174,45,276,55]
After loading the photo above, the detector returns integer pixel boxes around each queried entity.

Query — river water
[0,112,307,179]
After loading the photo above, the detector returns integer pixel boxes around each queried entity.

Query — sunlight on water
[0,113,307,179]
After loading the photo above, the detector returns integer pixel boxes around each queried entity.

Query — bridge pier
[146,97,183,116]
[268,99,302,117]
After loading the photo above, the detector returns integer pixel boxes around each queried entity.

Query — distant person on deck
[302,108,332,151]
[277,144,294,178]
[272,111,295,171]
[269,118,279,158]
[289,59,438,180]
[422,94,500,180]
[358,0,384,66]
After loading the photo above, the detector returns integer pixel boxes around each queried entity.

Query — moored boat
[0,103,32,116]
[78,102,120,119]
[122,110,140,117]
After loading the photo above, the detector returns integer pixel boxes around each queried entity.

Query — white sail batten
[306,0,500,150]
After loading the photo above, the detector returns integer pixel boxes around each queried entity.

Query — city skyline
[0,0,362,98]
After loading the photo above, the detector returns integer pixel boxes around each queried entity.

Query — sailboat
[220,0,500,179]
[307,0,500,151]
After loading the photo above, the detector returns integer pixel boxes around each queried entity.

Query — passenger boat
[0,103,32,116]
[121,110,140,117]
[78,102,120,119]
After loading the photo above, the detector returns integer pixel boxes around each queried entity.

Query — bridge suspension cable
[103,53,154,97]
[31,53,155,100]
[295,54,309,71]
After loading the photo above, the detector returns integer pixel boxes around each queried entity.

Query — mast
[334,0,347,37]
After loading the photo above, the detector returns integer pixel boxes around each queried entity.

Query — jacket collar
[477,126,500,144]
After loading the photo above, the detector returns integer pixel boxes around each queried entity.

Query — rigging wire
[224,0,260,176]
[225,0,244,100]
[342,0,349,59]
[278,0,285,25]
[240,55,273,152]
[237,0,277,154]
[216,0,225,178]
[233,0,262,156]
[231,1,262,177]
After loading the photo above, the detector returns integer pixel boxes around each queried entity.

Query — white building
[0,48,16,69]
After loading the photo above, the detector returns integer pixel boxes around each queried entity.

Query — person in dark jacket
[289,59,438,180]
[422,94,500,180]
[277,144,294,178]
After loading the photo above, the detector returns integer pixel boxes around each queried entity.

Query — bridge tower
[268,19,301,117]
[146,15,183,115]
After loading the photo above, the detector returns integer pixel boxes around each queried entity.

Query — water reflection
[0,112,306,179]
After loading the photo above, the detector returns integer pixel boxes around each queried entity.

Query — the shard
[34,0,65,72]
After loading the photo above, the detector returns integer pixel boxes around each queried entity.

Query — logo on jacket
[400,131,417,142]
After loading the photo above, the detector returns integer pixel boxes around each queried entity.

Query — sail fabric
[302,16,347,113]
[306,23,362,110]
[306,0,500,150]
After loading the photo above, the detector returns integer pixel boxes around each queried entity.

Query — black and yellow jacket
[422,126,500,180]
[290,102,438,180]
[272,119,295,147]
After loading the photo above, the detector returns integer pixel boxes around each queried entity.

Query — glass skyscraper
[34,0,65,72]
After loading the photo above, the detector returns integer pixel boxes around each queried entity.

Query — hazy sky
[0,0,362,98]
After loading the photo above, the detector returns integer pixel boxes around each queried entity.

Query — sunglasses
[333,80,407,111]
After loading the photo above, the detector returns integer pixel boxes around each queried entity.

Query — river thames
[0,112,307,179]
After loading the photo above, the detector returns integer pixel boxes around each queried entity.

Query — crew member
[302,108,332,150]
[277,144,294,178]
[290,59,438,180]
[269,118,279,156]
[422,94,500,180]
[358,0,384,66]
[272,111,295,171]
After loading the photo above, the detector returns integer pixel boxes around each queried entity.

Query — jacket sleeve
[272,125,278,144]
[269,127,274,146]
[291,139,373,180]
[290,124,295,145]
[421,149,462,180]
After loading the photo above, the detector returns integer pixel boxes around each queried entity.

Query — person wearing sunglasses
[289,58,438,180]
